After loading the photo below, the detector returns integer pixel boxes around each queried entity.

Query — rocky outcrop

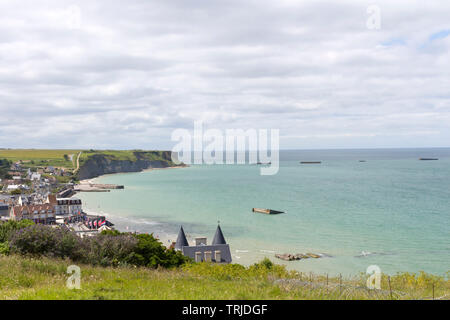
[275,253,324,261]
[77,151,177,180]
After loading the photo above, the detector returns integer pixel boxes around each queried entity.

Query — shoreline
[78,164,189,185]
[75,164,190,246]
[73,162,448,276]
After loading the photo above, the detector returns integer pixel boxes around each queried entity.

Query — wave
[355,251,390,258]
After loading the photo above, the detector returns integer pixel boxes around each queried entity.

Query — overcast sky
[0,0,449,150]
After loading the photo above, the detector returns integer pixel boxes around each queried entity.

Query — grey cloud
[0,0,449,149]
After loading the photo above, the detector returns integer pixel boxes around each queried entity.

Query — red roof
[12,204,54,216]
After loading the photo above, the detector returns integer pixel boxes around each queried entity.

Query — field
[0,255,448,300]
[0,149,81,169]
[0,149,172,171]
[77,150,172,166]
[78,150,138,165]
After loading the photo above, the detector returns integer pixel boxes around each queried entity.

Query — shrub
[78,234,138,267]
[132,233,188,268]
[101,230,189,268]
[8,224,81,259]
[9,225,187,268]
[0,219,34,243]
[0,241,9,255]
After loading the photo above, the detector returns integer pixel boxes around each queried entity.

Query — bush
[128,233,189,268]
[0,241,9,255]
[101,230,189,268]
[8,224,82,259]
[0,220,34,243]
[8,225,188,268]
[79,234,138,267]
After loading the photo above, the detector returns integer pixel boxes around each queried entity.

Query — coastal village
[0,151,326,263]
[0,155,234,264]
[0,160,113,237]
[0,150,174,236]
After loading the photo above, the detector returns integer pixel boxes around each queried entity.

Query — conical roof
[175,226,189,250]
[212,225,227,245]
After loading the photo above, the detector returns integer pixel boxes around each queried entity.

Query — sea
[77,148,450,276]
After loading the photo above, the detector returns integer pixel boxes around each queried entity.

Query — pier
[74,183,124,192]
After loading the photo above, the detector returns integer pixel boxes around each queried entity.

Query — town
[0,159,113,237]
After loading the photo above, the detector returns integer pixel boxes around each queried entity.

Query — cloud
[0,0,449,149]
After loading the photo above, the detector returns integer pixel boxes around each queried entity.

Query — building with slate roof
[0,204,9,217]
[175,225,232,263]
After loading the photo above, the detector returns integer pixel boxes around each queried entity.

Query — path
[74,151,82,174]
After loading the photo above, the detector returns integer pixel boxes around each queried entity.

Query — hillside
[0,159,11,179]
[0,149,178,181]
[76,150,177,180]
[0,255,448,300]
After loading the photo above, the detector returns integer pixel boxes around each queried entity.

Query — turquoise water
[78,149,450,276]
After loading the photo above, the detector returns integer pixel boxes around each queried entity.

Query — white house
[31,173,41,181]
[46,195,82,216]
[6,185,20,191]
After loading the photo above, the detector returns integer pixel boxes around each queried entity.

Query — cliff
[77,150,177,180]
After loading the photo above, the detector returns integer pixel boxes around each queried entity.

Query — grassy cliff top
[78,150,170,162]
[0,149,172,170]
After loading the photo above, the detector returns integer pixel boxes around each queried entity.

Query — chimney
[195,237,207,246]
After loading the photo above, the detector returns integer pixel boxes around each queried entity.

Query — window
[215,250,221,262]
[204,251,212,262]
[195,252,202,263]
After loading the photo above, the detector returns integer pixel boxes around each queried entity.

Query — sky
[0,0,449,150]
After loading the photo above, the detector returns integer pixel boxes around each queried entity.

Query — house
[31,173,41,181]
[18,195,31,206]
[10,203,56,224]
[46,195,82,216]
[10,163,21,171]
[45,166,55,173]
[175,225,232,263]
[6,185,20,191]
[0,204,9,217]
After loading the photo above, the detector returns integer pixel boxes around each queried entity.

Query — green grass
[0,149,81,169]
[78,150,173,167]
[0,149,174,172]
[0,255,448,300]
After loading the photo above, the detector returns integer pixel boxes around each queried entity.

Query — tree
[10,189,22,195]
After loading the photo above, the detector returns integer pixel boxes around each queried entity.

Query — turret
[175,226,189,250]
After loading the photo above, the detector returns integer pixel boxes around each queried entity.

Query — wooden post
[339,273,342,295]
[326,273,329,295]
[388,276,393,300]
